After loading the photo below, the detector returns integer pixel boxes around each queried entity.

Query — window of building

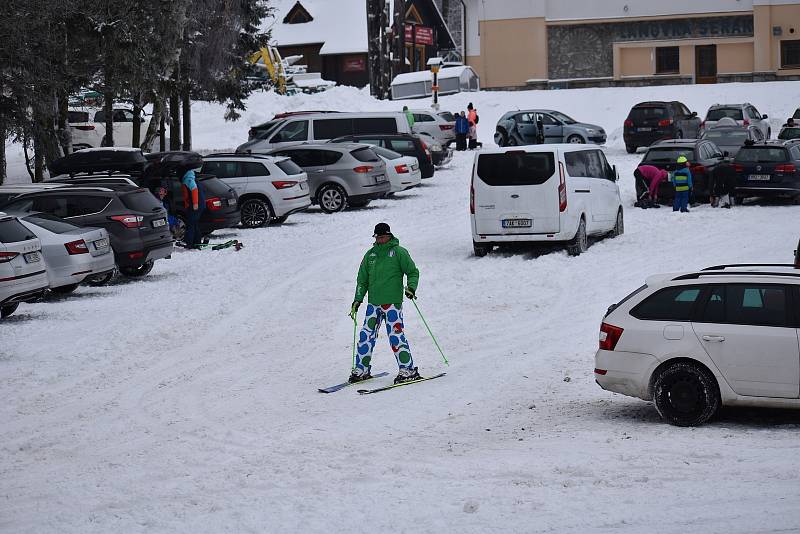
[781,40,800,68]
[655,47,680,75]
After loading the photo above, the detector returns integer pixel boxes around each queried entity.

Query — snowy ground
[3,82,800,533]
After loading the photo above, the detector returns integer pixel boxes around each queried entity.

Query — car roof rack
[674,270,800,281]
[204,152,275,159]
[702,263,796,271]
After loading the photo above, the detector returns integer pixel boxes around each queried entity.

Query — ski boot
[234,240,244,251]
[348,368,372,384]
[394,367,421,384]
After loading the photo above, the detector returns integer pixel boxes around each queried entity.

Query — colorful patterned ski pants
[355,303,414,372]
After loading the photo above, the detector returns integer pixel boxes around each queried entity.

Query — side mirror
[762,114,769,119]
[691,111,698,117]
[612,165,619,181]
[723,150,729,157]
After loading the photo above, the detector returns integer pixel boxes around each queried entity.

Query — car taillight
[690,164,705,175]
[353,166,374,173]
[0,251,19,263]
[599,322,624,351]
[206,197,223,210]
[700,121,705,129]
[470,176,475,215]
[394,164,409,174]
[734,164,744,173]
[624,119,633,127]
[272,180,298,189]
[109,215,144,228]
[421,141,432,161]
[65,239,89,255]
[75,125,95,131]
[775,164,796,174]
[658,118,673,127]
[439,124,454,130]
[558,161,567,212]
[743,119,750,126]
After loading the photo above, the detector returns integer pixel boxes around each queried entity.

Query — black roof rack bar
[674,271,800,281]
[204,152,274,159]
[702,263,796,271]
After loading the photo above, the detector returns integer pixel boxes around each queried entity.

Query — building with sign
[464,0,800,89]
[266,0,457,88]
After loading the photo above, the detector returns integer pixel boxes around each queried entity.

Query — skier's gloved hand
[404,287,416,300]
[349,300,361,320]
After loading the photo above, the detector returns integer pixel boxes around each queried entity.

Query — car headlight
[431,143,442,152]
[585,129,596,134]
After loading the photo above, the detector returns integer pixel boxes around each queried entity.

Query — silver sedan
[15,213,115,294]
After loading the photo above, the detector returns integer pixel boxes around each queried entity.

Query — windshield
[706,108,743,121]
[550,111,576,125]
[643,147,694,162]
[702,130,748,143]
[371,146,403,160]
[778,127,800,140]
[734,147,789,163]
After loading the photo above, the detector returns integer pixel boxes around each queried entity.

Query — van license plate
[502,219,532,228]
[152,218,167,227]
[23,252,40,263]
[748,174,771,181]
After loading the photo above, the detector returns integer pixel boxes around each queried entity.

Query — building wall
[764,3,800,75]
[618,47,652,77]
[718,41,756,73]
[477,17,548,86]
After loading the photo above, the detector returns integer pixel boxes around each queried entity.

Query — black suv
[624,101,702,154]
[328,134,435,178]
[733,139,800,202]
[0,186,173,278]
[638,139,726,201]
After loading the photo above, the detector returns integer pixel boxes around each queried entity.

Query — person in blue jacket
[454,111,470,151]
[181,166,205,247]
[672,155,693,213]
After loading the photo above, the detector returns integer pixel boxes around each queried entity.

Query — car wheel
[473,242,492,257]
[567,134,585,144]
[85,270,116,286]
[119,260,155,278]
[317,184,348,213]
[240,198,273,228]
[566,218,588,256]
[51,283,79,295]
[494,130,507,147]
[653,362,720,427]
[174,214,187,242]
[1,303,19,319]
[625,145,637,154]
[611,209,624,237]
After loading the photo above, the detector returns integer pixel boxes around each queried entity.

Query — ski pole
[351,316,358,371]
[410,298,449,366]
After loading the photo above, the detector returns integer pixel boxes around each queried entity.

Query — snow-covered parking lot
[3,82,800,532]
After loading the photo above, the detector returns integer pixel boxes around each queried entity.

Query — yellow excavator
[248,46,288,94]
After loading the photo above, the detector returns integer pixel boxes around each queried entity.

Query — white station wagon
[470,145,623,257]
[596,265,800,426]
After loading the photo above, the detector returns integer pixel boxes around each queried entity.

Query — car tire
[494,130,507,147]
[473,242,491,257]
[567,134,585,144]
[174,214,187,242]
[85,270,116,286]
[119,260,155,278]
[625,145,637,154]
[610,209,624,237]
[318,184,348,213]
[566,218,588,256]
[1,303,19,319]
[240,197,273,228]
[767,128,771,139]
[653,362,720,427]
[51,283,79,295]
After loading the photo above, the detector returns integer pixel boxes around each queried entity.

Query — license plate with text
[748,174,771,181]
[23,252,40,263]
[152,218,167,227]
[502,219,532,228]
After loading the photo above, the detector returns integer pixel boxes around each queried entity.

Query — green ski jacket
[354,237,419,306]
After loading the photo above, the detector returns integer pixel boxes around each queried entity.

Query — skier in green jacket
[349,222,421,384]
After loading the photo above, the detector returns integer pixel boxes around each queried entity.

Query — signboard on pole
[405,24,434,46]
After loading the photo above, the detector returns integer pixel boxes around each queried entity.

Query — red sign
[405,24,434,46]
[343,56,366,72]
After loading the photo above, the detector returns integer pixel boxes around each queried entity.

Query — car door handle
[702,335,725,342]
[313,169,325,173]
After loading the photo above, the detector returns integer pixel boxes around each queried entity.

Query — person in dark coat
[454,111,470,151]
[710,160,737,208]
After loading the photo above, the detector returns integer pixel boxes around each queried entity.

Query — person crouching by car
[634,164,668,208]
[710,160,736,208]
[181,166,205,247]
[455,111,469,151]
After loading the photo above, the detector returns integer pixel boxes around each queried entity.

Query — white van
[236,112,413,153]
[470,145,624,257]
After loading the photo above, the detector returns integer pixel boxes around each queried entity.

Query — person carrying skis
[454,111,469,151]
[349,222,421,385]
[671,155,693,213]
[181,166,205,247]
[403,106,415,128]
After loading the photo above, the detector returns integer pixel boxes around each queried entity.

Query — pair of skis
[177,239,244,251]
[318,372,446,395]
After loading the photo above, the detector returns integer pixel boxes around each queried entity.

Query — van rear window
[477,152,555,186]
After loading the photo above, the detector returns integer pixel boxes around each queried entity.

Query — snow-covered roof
[391,65,476,85]
[266,0,368,56]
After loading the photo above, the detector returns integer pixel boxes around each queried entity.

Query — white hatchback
[370,145,422,193]
[596,265,800,426]
[470,145,623,257]
[0,213,48,319]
